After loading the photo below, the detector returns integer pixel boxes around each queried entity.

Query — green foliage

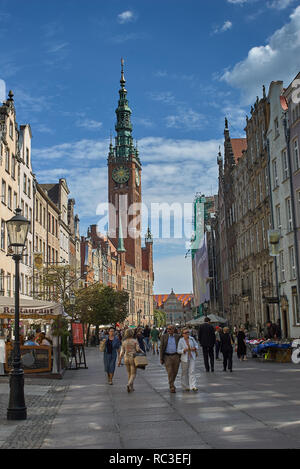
[73,284,129,326]
[51,316,69,337]
[154,309,166,327]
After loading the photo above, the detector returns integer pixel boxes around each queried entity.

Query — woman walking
[220,327,234,372]
[177,328,199,392]
[118,329,142,393]
[237,326,247,361]
[103,327,121,385]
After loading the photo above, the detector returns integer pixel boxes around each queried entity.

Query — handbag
[134,352,148,369]
[99,339,106,352]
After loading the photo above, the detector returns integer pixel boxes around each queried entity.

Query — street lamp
[6,208,30,420]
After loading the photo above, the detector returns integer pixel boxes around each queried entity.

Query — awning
[187,314,227,325]
[0,297,63,320]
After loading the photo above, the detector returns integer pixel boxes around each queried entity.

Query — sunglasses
[183,331,189,334]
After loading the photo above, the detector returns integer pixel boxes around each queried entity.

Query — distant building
[154,290,193,325]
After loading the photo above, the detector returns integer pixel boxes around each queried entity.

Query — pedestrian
[103,327,121,385]
[215,326,221,360]
[198,317,216,372]
[118,328,142,393]
[160,324,181,393]
[177,328,199,392]
[143,325,151,352]
[136,328,146,353]
[220,327,234,372]
[264,321,280,340]
[150,325,160,354]
[237,325,247,361]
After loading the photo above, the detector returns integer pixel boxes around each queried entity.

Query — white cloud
[0,79,6,101]
[117,10,137,24]
[267,0,295,9]
[213,20,233,35]
[221,5,300,104]
[227,0,248,4]
[76,119,103,130]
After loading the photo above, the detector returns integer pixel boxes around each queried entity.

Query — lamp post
[6,208,30,420]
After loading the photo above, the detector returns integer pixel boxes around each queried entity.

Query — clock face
[112,166,130,184]
[135,168,140,187]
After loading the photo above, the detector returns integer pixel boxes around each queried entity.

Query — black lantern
[69,292,76,306]
[6,208,30,420]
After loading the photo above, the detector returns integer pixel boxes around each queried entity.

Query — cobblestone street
[1,347,300,449]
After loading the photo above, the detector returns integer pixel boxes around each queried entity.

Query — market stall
[250,339,292,363]
[0,297,64,374]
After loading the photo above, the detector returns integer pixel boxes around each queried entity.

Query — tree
[36,264,78,305]
[154,309,167,327]
[73,284,129,344]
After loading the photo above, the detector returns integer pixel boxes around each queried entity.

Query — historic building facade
[283,74,300,336]
[154,291,193,325]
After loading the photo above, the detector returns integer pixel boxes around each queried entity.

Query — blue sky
[1,0,300,293]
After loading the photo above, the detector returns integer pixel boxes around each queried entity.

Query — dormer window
[9,121,13,139]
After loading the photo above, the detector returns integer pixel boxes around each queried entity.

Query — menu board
[72,323,84,345]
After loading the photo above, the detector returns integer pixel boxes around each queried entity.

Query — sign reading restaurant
[0,305,61,319]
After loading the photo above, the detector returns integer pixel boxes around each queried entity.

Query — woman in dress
[103,327,121,385]
[237,325,247,361]
[177,328,199,392]
[118,328,142,393]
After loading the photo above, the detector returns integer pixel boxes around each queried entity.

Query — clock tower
[108,59,142,269]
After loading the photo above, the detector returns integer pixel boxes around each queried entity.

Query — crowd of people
[10,331,53,347]
[99,318,281,394]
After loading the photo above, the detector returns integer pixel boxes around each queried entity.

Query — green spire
[115,58,134,159]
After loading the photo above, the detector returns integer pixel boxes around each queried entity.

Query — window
[280,251,285,282]
[265,166,269,196]
[35,198,39,222]
[262,219,266,249]
[26,148,29,167]
[286,198,293,232]
[292,286,300,324]
[274,118,279,138]
[7,186,12,209]
[5,148,10,173]
[28,179,31,198]
[0,270,4,295]
[1,220,5,250]
[282,149,289,180]
[293,139,300,171]
[23,174,27,194]
[289,246,297,280]
[13,192,17,211]
[9,121,13,139]
[7,274,11,297]
[272,160,278,189]
[276,205,281,229]
[11,154,15,179]
[1,179,6,204]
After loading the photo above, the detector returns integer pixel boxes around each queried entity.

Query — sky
[1,0,300,293]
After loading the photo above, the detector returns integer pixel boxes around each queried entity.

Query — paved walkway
[1,347,300,449]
